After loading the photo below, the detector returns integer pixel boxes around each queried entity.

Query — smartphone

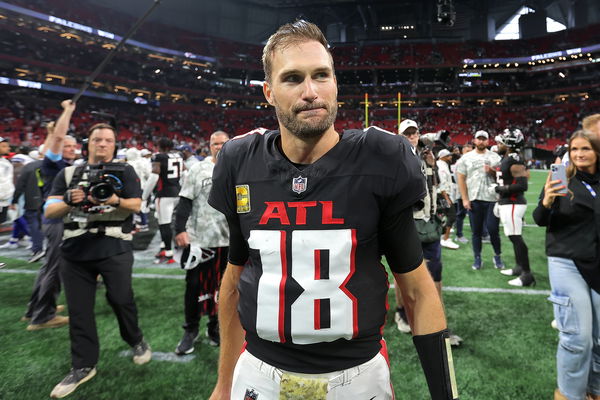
[550,164,568,194]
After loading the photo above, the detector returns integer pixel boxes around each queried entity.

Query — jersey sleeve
[387,136,427,215]
[121,165,142,199]
[379,206,423,273]
[208,141,237,218]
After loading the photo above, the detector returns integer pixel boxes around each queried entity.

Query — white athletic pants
[231,347,394,400]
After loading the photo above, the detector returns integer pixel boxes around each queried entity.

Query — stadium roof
[84,0,598,44]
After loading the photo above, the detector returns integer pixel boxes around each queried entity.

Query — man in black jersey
[207,20,458,400]
[142,138,183,264]
[494,129,535,286]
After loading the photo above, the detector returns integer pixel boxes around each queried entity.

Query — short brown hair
[262,20,333,83]
[582,114,600,133]
[88,123,117,139]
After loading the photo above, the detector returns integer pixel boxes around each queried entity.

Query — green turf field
[0,170,557,399]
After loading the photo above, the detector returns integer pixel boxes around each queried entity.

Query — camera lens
[90,183,114,202]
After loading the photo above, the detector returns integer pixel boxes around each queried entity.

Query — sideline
[0,268,550,295]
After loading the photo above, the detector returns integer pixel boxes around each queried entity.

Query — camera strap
[65,163,88,189]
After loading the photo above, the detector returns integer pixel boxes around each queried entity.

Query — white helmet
[495,128,524,148]
[180,245,216,270]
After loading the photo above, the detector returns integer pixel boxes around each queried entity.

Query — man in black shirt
[45,123,151,399]
[208,20,458,400]
[494,129,535,286]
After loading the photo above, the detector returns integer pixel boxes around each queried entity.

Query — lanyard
[582,181,597,198]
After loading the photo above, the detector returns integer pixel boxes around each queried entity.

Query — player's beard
[275,101,337,140]
[476,142,487,152]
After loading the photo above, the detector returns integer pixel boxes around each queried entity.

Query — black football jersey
[208,127,425,373]
[497,153,526,205]
[152,152,183,197]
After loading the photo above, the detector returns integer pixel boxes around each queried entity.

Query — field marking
[0,268,184,280]
[119,350,195,363]
[1,268,550,295]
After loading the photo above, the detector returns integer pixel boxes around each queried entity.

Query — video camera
[70,162,126,213]
[418,130,450,153]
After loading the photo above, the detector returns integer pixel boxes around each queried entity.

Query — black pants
[183,247,228,332]
[60,251,143,368]
[25,222,63,324]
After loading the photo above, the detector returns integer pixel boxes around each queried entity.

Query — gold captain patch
[236,184,251,213]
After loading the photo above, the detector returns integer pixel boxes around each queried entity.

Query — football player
[494,129,535,286]
[173,131,230,355]
[207,20,458,400]
[142,138,183,264]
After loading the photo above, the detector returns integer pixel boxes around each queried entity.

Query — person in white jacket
[126,147,151,231]
[436,149,459,249]
[0,137,15,225]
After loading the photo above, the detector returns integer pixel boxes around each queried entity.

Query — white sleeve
[142,173,159,201]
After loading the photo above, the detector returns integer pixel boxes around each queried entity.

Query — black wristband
[63,190,77,207]
[413,329,459,400]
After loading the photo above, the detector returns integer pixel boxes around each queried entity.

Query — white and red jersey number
[248,229,357,345]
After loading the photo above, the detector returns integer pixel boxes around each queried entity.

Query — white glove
[140,199,150,214]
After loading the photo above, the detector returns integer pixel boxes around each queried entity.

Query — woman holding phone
[533,130,600,400]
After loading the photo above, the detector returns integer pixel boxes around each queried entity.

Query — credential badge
[244,388,258,400]
[236,184,251,213]
[292,176,307,194]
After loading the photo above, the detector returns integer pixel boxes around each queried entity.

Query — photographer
[394,120,462,346]
[45,123,151,399]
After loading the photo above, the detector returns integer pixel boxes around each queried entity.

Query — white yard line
[2,268,549,294]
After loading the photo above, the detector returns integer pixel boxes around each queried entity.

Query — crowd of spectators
[2,94,598,153]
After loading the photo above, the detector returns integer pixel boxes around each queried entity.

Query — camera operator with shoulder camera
[394,120,463,346]
[45,123,151,399]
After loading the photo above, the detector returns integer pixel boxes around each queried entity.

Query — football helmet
[495,128,524,148]
[180,245,216,270]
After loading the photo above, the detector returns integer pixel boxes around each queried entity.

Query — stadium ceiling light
[558,72,565,78]
[463,64,467,68]
[154,69,161,73]
[196,75,202,79]
[494,63,499,67]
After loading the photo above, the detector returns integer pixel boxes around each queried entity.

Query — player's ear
[263,81,274,106]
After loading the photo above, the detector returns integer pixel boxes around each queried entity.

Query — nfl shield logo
[244,388,258,400]
[292,176,307,194]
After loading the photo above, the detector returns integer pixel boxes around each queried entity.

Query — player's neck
[279,127,339,164]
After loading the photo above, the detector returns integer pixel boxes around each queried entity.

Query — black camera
[418,130,450,152]
[70,163,126,212]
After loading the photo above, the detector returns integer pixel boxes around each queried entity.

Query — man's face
[263,40,338,140]
[62,138,77,160]
[497,143,508,155]
[0,142,9,156]
[474,136,488,151]
[402,127,420,147]
[88,128,116,162]
[210,135,229,159]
